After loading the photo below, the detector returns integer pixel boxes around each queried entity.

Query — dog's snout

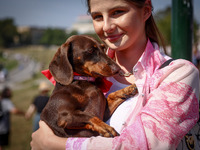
[113,66,120,74]
[109,63,120,75]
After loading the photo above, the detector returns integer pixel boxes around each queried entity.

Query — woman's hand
[31,121,67,150]
[31,121,53,150]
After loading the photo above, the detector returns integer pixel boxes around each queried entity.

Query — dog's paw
[123,84,138,98]
[102,125,120,137]
[88,117,119,137]
[96,123,119,137]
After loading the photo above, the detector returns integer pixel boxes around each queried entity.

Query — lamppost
[171,0,193,61]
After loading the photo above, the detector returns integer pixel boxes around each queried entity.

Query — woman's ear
[143,2,152,22]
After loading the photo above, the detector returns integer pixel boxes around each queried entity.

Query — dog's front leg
[84,116,119,137]
[57,110,119,137]
[104,84,138,121]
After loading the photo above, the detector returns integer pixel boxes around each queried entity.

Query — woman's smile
[106,33,124,42]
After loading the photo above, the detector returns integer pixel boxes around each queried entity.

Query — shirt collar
[107,39,168,79]
[135,39,166,77]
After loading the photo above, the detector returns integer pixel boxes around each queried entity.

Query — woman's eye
[92,15,103,21]
[112,10,124,16]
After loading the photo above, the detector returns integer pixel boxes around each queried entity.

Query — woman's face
[90,0,149,51]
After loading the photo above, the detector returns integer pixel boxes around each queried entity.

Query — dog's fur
[41,35,138,137]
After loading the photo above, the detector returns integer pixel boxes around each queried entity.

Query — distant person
[0,65,7,83]
[0,87,25,150]
[25,81,51,131]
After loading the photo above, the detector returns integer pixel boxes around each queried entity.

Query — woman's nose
[103,18,115,33]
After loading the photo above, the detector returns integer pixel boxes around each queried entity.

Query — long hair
[86,0,166,52]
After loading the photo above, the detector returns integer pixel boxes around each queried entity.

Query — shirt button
[134,69,138,73]
[122,122,127,126]
[133,69,138,75]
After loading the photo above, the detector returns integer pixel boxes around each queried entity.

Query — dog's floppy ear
[49,42,73,85]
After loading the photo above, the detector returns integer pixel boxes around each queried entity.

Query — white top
[105,77,139,133]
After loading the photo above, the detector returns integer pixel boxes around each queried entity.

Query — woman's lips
[106,33,123,42]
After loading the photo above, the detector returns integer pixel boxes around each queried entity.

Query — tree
[40,28,67,46]
[154,6,199,47]
[193,19,199,47]
[66,30,78,39]
[0,18,18,47]
[154,7,171,45]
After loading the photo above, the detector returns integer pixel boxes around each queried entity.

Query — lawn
[1,46,56,150]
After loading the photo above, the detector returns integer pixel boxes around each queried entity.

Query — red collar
[41,69,112,94]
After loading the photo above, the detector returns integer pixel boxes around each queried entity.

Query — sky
[0,0,199,29]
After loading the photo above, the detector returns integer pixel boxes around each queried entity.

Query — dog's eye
[88,48,94,54]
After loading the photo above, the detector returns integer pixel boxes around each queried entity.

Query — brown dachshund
[41,35,138,138]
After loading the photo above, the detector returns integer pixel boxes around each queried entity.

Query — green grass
[1,46,56,150]
[0,55,18,71]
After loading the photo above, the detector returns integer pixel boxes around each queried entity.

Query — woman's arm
[31,60,199,150]
[66,60,199,150]
[10,108,25,115]
[31,121,67,150]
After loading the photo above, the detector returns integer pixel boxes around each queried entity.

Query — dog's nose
[110,64,120,75]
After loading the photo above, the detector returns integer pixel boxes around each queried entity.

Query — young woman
[30,0,199,149]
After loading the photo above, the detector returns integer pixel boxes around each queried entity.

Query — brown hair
[1,87,12,99]
[86,0,166,52]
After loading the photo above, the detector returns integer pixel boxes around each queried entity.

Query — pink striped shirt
[66,40,199,150]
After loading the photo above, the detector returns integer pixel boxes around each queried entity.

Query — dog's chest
[70,80,102,103]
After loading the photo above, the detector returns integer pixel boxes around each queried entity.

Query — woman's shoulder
[153,58,199,85]
[157,59,199,87]
[158,58,198,73]
[151,59,199,98]
[168,59,199,74]
[172,58,196,65]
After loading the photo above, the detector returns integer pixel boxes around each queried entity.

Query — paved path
[0,53,41,90]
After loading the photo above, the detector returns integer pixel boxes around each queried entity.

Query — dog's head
[49,35,120,85]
